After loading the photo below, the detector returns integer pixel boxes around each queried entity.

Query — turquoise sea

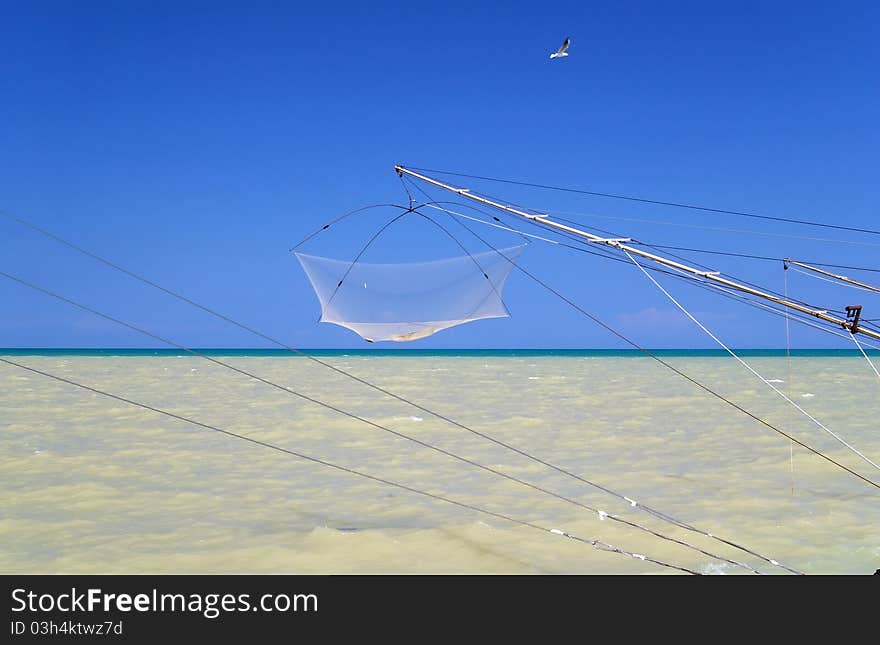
[2,348,876,356]
[1,349,878,574]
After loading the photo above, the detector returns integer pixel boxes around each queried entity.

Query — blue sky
[2,1,878,349]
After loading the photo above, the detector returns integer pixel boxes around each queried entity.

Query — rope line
[422,201,880,350]
[0,269,763,573]
[629,258,880,349]
[623,251,880,472]
[0,356,701,575]
[287,204,406,252]
[319,210,410,310]
[411,208,514,316]
[634,244,880,274]
[784,264,795,495]
[418,202,880,347]
[545,209,880,249]
[416,198,848,312]
[403,166,880,237]
[3,210,788,570]
[850,333,880,385]
[407,195,880,492]
[787,265,880,295]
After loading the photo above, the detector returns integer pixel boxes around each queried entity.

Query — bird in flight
[549,37,570,59]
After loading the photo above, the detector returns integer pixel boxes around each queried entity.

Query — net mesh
[295,244,525,342]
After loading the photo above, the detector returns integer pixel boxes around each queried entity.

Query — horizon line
[2,347,876,354]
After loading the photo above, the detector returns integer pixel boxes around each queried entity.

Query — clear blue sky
[2,1,878,349]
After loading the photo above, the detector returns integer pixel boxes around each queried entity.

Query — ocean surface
[2,349,878,575]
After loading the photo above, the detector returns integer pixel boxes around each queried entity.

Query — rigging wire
[411,175,880,355]
[3,206,803,573]
[785,262,880,296]
[4,165,870,568]
[631,244,880,274]
[850,333,880,385]
[3,210,789,569]
[416,204,613,265]
[403,166,880,237]
[409,194,639,268]
[784,263,795,495]
[419,203,561,245]
[416,197,880,349]
[622,251,880,472]
[440,182,880,250]
[6,195,872,568]
[284,203,880,273]
[787,265,880,295]
[0,269,768,574]
[403,188,880,491]
[398,172,416,209]
[568,225,827,310]
[413,191,855,316]
[543,209,880,249]
[410,209,515,316]
[0,356,701,575]
[426,198,835,327]
[419,198,863,341]
[630,239,841,314]
[319,209,410,310]
[288,203,408,252]
[645,264,880,351]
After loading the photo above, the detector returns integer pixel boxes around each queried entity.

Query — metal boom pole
[785,259,880,295]
[395,165,880,342]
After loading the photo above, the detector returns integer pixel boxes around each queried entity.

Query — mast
[395,165,880,342]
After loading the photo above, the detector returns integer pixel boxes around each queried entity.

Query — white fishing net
[295,244,525,342]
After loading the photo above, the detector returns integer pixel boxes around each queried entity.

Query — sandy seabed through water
[1,353,877,575]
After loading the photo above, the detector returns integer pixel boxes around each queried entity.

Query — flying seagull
[549,37,570,59]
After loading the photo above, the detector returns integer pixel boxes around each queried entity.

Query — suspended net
[295,244,526,342]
